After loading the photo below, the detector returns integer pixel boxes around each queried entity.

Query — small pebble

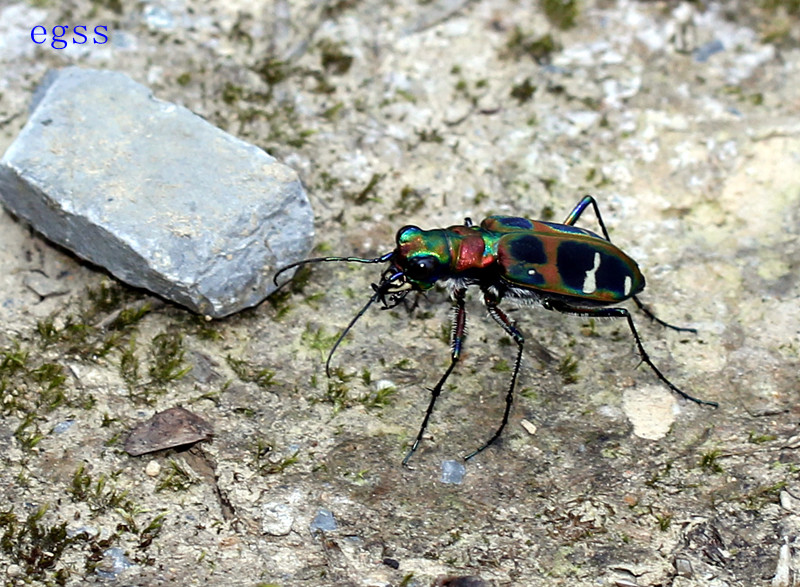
[261,502,294,536]
[440,460,466,484]
[519,418,537,436]
[145,460,161,477]
[52,419,75,434]
[674,556,693,578]
[95,547,134,580]
[772,539,792,587]
[6,564,21,577]
[309,508,337,532]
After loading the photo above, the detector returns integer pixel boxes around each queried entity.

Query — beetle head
[393,225,451,291]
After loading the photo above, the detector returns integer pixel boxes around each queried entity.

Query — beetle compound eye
[406,255,437,280]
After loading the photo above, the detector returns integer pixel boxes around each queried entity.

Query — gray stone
[95,547,135,580]
[260,502,294,536]
[0,67,313,317]
[440,459,466,484]
[309,508,337,533]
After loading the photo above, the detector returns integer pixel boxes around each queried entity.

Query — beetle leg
[563,195,612,241]
[631,296,697,334]
[403,287,468,466]
[564,196,698,335]
[541,299,718,407]
[463,292,526,460]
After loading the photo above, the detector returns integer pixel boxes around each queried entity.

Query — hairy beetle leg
[542,299,717,407]
[403,288,467,467]
[463,292,525,461]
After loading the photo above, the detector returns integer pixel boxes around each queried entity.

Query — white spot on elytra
[624,275,632,296]
[582,252,601,294]
[527,268,537,276]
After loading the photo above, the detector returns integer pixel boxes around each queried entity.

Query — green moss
[540,177,558,194]
[542,0,579,30]
[302,324,341,357]
[0,343,29,376]
[349,172,385,205]
[31,363,68,409]
[251,438,300,474]
[762,0,800,14]
[699,449,724,473]
[505,28,560,63]
[748,430,778,444]
[393,185,425,216]
[14,413,44,451]
[656,513,672,531]
[221,83,245,105]
[1,338,78,442]
[318,39,354,75]
[438,322,451,345]
[492,358,511,373]
[318,171,341,192]
[253,58,293,86]
[557,353,579,384]
[510,77,537,104]
[118,338,140,389]
[220,73,315,152]
[743,480,787,510]
[185,314,222,341]
[68,464,131,515]
[321,0,362,19]
[86,280,126,313]
[111,302,151,329]
[0,504,89,584]
[322,101,345,121]
[267,290,293,322]
[360,367,372,387]
[323,369,353,414]
[156,460,196,492]
[245,97,316,150]
[226,355,276,389]
[93,0,123,14]
[148,331,191,387]
[116,510,166,551]
[474,191,489,205]
[360,382,397,410]
[34,282,146,363]
[393,358,412,370]
[415,128,444,143]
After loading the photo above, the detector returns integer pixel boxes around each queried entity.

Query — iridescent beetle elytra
[274,195,718,466]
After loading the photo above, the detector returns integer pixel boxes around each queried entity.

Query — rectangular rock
[0,67,314,317]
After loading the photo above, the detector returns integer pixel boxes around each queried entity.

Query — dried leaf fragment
[125,406,213,456]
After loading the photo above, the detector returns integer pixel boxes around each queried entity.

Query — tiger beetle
[274,195,718,466]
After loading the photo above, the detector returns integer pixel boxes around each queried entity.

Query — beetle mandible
[274,195,718,466]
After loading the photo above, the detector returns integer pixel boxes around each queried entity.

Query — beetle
[274,195,717,465]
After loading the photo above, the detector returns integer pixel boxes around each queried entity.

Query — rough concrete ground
[1,1,799,586]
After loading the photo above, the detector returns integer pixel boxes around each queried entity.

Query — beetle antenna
[273,252,393,286]
[325,279,394,376]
